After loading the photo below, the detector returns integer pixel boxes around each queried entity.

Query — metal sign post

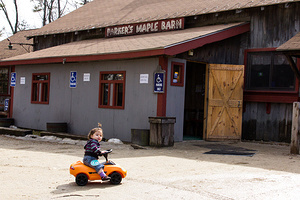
[70,71,77,88]
[154,71,165,93]
[11,72,16,87]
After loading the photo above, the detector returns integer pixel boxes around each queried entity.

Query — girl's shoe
[102,176,111,181]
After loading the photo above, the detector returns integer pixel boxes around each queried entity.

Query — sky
[0,0,81,41]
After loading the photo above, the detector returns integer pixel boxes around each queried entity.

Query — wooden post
[291,102,300,154]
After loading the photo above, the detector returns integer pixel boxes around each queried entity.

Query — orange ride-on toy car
[70,149,127,186]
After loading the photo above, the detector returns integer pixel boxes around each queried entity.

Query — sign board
[4,99,9,111]
[70,71,77,88]
[83,73,90,82]
[20,77,25,85]
[106,18,184,37]
[11,72,16,87]
[140,74,149,84]
[154,72,165,93]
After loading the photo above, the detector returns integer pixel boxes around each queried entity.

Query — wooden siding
[242,102,292,142]
[242,3,299,142]
[177,33,249,64]
[250,3,300,49]
[34,29,104,51]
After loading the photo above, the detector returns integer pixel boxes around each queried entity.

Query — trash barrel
[148,117,176,147]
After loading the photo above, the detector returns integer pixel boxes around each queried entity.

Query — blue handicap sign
[70,71,77,88]
[154,72,165,93]
[4,99,9,111]
[11,72,16,87]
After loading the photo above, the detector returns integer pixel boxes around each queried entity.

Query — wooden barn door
[204,64,244,141]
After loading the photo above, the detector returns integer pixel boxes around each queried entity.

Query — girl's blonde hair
[87,123,103,139]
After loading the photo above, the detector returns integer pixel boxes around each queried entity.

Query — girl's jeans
[83,155,104,173]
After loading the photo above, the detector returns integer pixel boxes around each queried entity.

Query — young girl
[83,123,110,180]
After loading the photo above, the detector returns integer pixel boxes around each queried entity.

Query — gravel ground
[0,134,300,200]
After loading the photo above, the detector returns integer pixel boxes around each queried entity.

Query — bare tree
[72,0,91,8]
[0,27,4,38]
[82,0,90,4]
[0,0,19,34]
[31,0,70,26]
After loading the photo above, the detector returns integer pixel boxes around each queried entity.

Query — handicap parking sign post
[4,99,9,111]
[154,71,165,93]
[11,72,16,87]
[70,71,77,88]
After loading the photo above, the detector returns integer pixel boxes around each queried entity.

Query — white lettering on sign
[106,25,134,37]
[105,18,184,37]
[136,22,159,34]
[161,19,182,31]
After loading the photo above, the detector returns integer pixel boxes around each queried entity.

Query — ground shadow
[195,143,257,156]
[52,181,121,196]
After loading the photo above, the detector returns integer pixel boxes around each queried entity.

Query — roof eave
[0,22,250,66]
[0,48,166,66]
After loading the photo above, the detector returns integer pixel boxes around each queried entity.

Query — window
[99,71,125,109]
[31,73,50,104]
[245,50,295,91]
[0,67,9,95]
[171,62,184,86]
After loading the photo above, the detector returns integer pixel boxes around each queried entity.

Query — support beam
[285,54,300,80]
[291,102,300,154]
[157,56,168,117]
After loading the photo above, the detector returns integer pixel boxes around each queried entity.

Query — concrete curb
[0,127,32,136]
[40,131,87,140]
[0,127,86,141]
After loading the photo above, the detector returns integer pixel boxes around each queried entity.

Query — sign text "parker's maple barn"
[105,18,184,37]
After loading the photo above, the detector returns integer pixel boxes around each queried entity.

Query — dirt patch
[1,135,300,199]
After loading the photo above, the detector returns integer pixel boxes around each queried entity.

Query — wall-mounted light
[188,49,194,56]
[6,38,34,52]
[285,3,290,8]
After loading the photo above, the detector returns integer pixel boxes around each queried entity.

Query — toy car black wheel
[76,173,88,186]
[109,172,122,185]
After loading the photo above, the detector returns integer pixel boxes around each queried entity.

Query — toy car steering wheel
[102,149,112,161]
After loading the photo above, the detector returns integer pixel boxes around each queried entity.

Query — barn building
[0,0,300,143]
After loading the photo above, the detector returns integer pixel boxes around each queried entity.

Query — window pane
[0,82,8,94]
[102,83,109,105]
[32,83,38,101]
[0,68,8,81]
[110,83,113,106]
[249,63,270,88]
[34,74,48,81]
[248,53,271,88]
[115,74,123,80]
[271,54,295,90]
[0,68,9,95]
[173,65,181,83]
[246,52,296,91]
[42,83,48,102]
[103,73,124,80]
[103,74,113,80]
[115,83,123,106]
